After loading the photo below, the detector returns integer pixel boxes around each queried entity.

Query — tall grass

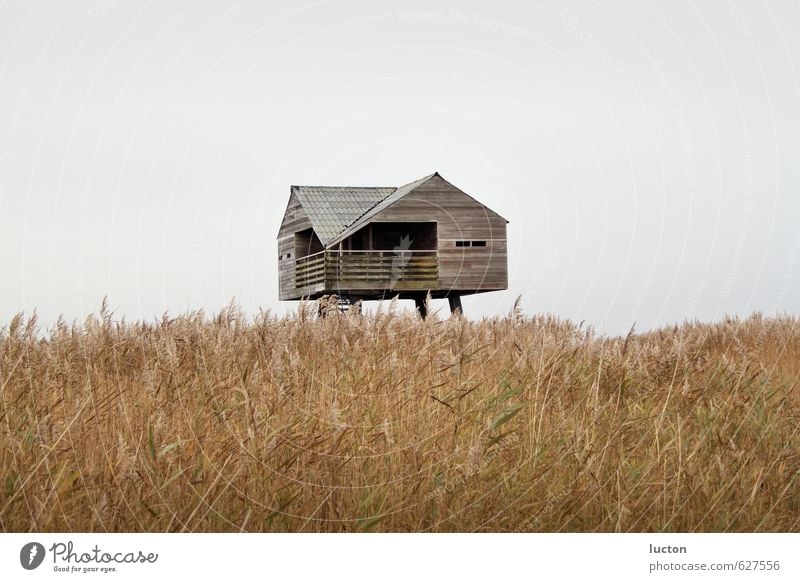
[1,301,799,532]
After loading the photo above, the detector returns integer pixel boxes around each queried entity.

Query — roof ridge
[336,187,397,234]
[394,171,439,191]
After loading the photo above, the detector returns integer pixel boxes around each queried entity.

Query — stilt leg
[415,296,428,320]
[448,294,463,316]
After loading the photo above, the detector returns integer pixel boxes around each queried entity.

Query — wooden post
[448,294,463,316]
[338,240,343,282]
[415,296,428,320]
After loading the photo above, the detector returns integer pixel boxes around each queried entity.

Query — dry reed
[1,300,799,532]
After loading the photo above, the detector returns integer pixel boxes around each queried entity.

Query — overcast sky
[1,0,799,335]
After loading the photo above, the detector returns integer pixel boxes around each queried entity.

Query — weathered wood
[277,190,312,239]
[373,176,507,292]
[278,236,297,301]
[277,173,509,302]
[415,296,428,320]
[448,294,463,315]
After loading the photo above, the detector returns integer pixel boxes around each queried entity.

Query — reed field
[1,300,799,532]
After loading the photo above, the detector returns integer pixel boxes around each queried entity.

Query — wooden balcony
[294,252,326,288]
[295,250,439,291]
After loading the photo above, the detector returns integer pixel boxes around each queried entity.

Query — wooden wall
[277,235,296,301]
[368,175,508,292]
[278,189,312,238]
[278,189,317,300]
[295,228,324,257]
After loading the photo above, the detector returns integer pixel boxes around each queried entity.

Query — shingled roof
[291,173,437,247]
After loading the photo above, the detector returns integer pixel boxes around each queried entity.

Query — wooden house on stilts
[277,172,508,316]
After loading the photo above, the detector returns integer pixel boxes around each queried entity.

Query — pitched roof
[290,173,438,247]
[292,185,395,246]
[287,172,508,247]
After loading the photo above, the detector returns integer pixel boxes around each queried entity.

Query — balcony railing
[295,250,439,289]
[295,251,326,288]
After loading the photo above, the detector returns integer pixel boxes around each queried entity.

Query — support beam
[414,296,428,320]
[448,294,463,316]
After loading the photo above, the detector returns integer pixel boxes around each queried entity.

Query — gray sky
[1,0,799,335]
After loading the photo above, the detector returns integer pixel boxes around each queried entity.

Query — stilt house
[277,172,508,315]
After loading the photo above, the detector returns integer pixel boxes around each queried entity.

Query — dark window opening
[294,228,324,258]
[371,222,437,251]
[456,240,487,247]
[343,222,438,252]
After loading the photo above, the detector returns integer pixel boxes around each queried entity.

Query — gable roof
[291,185,395,245]
[285,172,507,247]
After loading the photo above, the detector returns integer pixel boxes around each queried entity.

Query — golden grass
[1,301,799,532]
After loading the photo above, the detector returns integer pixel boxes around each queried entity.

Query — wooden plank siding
[277,236,296,301]
[279,237,327,300]
[277,190,312,239]
[278,191,314,300]
[364,175,507,292]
